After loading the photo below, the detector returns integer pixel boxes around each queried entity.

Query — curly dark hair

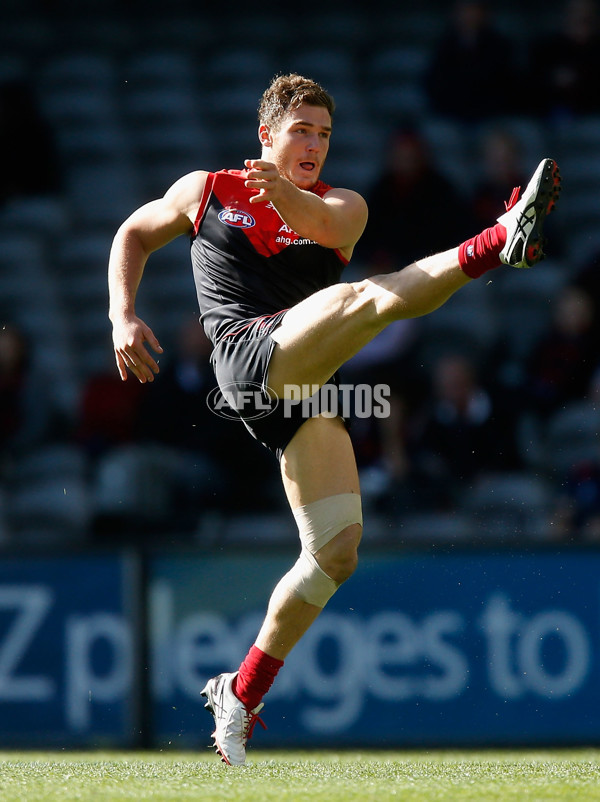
[258,73,335,130]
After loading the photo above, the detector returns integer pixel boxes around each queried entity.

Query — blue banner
[2,549,598,748]
[149,550,600,747]
[0,554,139,747]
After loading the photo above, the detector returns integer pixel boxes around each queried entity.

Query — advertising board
[0,554,139,746]
[150,550,600,747]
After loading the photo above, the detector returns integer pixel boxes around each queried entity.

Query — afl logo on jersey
[218,208,256,229]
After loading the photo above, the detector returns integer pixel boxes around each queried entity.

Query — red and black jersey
[190,169,348,345]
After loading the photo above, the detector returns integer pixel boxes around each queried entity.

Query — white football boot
[201,672,266,766]
[497,157,561,268]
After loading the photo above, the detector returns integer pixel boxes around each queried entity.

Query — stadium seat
[3,3,600,553]
[134,121,215,162]
[0,486,9,545]
[418,279,499,363]
[0,233,46,276]
[124,50,197,90]
[7,476,91,545]
[420,117,473,192]
[11,444,87,484]
[57,231,114,274]
[133,121,217,197]
[557,189,600,262]
[543,400,600,477]
[373,8,445,48]
[92,444,178,523]
[222,514,297,546]
[38,85,118,129]
[394,511,477,543]
[124,87,199,126]
[367,45,430,86]
[464,471,553,541]
[364,44,430,128]
[0,236,58,328]
[57,124,130,167]
[206,47,277,88]
[479,116,549,174]
[0,196,69,238]
[55,233,114,377]
[286,48,358,88]
[0,53,27,83]
[490,261,568,361]
[64,162,143,227]
[38,52,117,92]
[550,116,600,158]
[282,10,369,51]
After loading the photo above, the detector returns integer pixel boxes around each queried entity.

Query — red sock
[233,645,284,711]
[458,222,507,279]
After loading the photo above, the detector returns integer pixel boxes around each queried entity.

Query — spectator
[81,322,282,539]
[408,351,520,509]
[423,0,520,122]
[527,0,600,120]
[573,248,600,339]
[550,362,600,541]
[470,127,564,259]
[135,319,281,527]
[469,129,529,232]
[358,126,471,271]
[340,319,424,512]
[77,365,146,461]
[525,285,597,420]
[0,323,70,466]
[553,458,600,542]
[76,355,148,537]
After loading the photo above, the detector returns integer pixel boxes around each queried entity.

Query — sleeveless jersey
[190,169,348,345]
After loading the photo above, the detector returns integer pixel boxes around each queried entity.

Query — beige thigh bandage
[276,493,363,608]
[293,493,363,554]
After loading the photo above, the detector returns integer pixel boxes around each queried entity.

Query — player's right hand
[244,159,284,203]
[111,314,163,383]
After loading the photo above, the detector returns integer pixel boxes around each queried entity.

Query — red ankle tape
[459,223,506,279]
[234,645,284,711]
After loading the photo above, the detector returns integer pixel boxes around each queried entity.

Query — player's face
[268,103,332,189]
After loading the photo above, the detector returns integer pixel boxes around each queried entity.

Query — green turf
[1,750,600,801]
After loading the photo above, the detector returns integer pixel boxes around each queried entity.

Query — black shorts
[210,312,343,460]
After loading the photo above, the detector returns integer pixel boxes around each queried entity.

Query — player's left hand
[244,159,283,203]
[112,314,163,384]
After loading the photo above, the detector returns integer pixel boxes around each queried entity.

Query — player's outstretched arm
[108,171,207,383]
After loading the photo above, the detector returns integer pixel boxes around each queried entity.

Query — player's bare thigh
[280,414,363,579]
[280,414,360,508]
[268,279,388,397]
[268,248,466,397]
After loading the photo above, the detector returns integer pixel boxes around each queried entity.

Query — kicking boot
[498,157,561,268]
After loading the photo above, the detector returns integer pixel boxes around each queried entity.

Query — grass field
[2,749,600,802]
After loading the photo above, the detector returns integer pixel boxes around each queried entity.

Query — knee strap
[292,493,363,554]
[276,493,363,608]
[281,548,339,608]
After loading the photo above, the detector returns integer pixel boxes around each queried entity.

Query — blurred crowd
[2,0,600,548]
